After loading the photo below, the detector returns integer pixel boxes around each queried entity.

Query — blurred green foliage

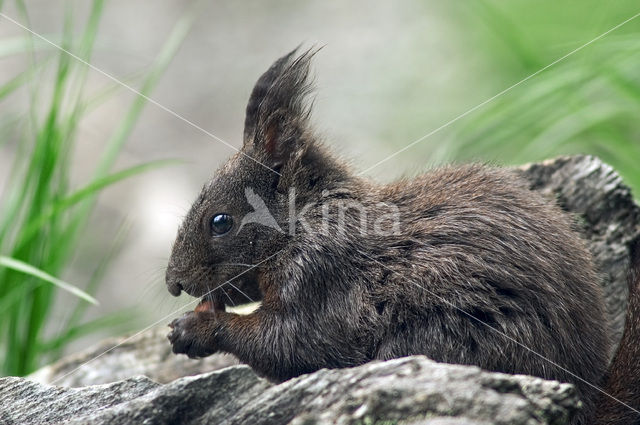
[414,1,640,195]
[0,1,192,376]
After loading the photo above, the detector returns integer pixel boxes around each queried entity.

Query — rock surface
[6,357,580,425]
[6,155,639,424]
[28,326,240,387]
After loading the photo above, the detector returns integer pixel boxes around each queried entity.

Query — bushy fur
[166,48,639,425]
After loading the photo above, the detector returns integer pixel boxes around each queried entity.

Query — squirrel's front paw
[167,311,218,358]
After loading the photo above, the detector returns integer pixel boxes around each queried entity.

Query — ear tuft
[243,46,321,163]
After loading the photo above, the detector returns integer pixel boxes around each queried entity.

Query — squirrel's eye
[210,214,233,236]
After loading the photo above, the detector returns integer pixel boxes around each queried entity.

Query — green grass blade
[17,159,179,252]
[0,256,98,305]
[0,281,40,314]
[61,159,180,207]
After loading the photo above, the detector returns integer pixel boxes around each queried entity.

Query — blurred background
[0,0,639,376]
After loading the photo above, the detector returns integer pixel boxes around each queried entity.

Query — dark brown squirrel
[165,48,640,425]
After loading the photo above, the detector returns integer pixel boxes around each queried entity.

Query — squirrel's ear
[243,47,318,169]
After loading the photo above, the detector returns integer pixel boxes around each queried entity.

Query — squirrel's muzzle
[165,271,184,296]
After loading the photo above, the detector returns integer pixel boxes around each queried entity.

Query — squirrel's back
[370,164,610,423]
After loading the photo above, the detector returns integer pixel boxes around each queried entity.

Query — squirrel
[166,48,640,425]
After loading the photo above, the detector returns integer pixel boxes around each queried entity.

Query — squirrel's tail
[590,237,640,425]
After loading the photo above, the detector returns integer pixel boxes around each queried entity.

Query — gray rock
[29,326,239,387]
[0,375,158,424]
[5,357,580,425]
[10,155,638,425]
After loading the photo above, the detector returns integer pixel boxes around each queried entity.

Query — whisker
[222,289,236,307]
[208,282,235,308]
[226,281,256,304]
[217,263,259,268]
[168,262,261,306]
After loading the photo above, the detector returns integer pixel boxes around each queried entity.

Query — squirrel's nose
[167,279,184,296]
[166,271,184,296]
